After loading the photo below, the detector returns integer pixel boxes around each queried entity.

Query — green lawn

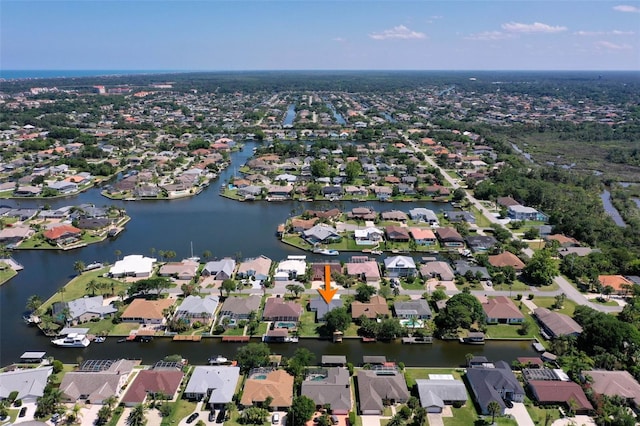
[491,281,531,292]
[298,309,320,337]
[160,400,198,426]
[532,297,578,316]
[400,279,426,291]
[590,298,619,306]
[525,403,562,426]
[404,368,464,387]
[469,206,493,228]
[0,264,17,285]
[442,404,477,426]
[484,322,539,339]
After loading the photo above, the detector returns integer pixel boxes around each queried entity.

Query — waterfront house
[274,256,307,281]
[121,368,184,406]
[435,227,465,247]
[175,295,219,325]
[267,185,293,199]
[218,295,262,320]
[354,227,384,245]
[303,224,341,245]
[582,370,640,410]
[344,185,368,197]
[488,252,526,272]
[48,180,78,194]
[351,295,390,320]
[311,263,342,281]
[345,257,381,282]
[466,361,525,415]
[420,261,455,281]
[59,359,138,404]
[409,208,439,225]
[121,298,173,325]
[384,256,417,278]
[410,228,437,246]
[381,210,409,222]
[262,297,302,322]
[291,217,319,232]
[356,369,410,414]
[385,226,410,242]
[0,366,52,405]
[237,185,263,198]
[159,259,199,281]
[349,207,377,221]
[240,369,294,410]
[321,355,347,367]
[203,258,236,280]
[533,308,582,339]
[183,366,240,408]
[309,295,343,321]
[394,299,432,320]
[43,224,82,245]
[416,377,468,413]
[373,186,393,201]
[0,225,34,245]
[237,255,273,281]
[482,296,524,324]
[465,235,498,253]
[52,295,117,324]
[109,255,156,278]
[528,381,593,414]
[301,367,352,414]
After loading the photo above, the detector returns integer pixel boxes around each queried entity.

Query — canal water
[0,141,538,365]
[283,104,296,126]
[325,103,346,125]
[600,190,626,227]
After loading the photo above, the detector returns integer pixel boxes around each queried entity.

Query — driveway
[505,402,534,426]
[426,413,444,426]
[361,414,386,426]
[551,415,596,426]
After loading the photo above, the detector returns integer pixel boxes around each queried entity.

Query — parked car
[504,399,513,409]
[186,413,199,424]
[216,408,226,423]
[18,407,27,417]
[272,413,280,424]
[209,410,216,422]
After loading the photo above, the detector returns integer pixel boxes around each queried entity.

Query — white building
[109,255,157,277]
[274,255,307,281]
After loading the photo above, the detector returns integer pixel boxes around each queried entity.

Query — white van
[272,413,280,424]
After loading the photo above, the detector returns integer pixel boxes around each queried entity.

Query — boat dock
[172,335,202,342]
[402,336,433,344]
[222,336,250,342]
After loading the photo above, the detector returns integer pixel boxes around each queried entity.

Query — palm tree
[104,395,118,410]
[487,400,501,424]
[127,403,147,426]
[202,250,212,260]
[58,286,66,302]
[86,280,100,297]
[73,260,85,276]
[26,294,43,313]
[114,249,122,261]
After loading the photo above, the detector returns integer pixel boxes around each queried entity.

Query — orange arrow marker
[318,264,337,304]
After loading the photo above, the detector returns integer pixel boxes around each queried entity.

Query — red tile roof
[43,224,82,240]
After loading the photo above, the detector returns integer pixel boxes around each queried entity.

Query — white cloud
[465,31,513,41]
[369,25,426,40]
[575,30,635,36]
[502,21,567,33]
[613,4,640,13]
[333,37,346,42]
[595,41,633,50]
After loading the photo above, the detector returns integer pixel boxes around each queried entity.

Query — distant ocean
[0,70,186,80]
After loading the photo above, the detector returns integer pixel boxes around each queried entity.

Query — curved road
[399,131,622,314]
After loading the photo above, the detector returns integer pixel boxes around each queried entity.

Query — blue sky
[2,0,639,70]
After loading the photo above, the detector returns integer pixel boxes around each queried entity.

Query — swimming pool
[275,322,297,329]
[252,374,267,380]
[400,318,425,328]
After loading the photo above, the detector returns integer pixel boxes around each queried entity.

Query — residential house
[0,366,53,404]
[435,228,465,248]
[121,368,184,406]
[183,366,240,408]
[454,261,491,281]
[416,378,467,413]
[582,370,640,410]
[309,295,343,321]
[534,308,582,339]
[0,225,34,245]
[59,359,138,404]
[52,296,116,324]
[385,226,410,242]
[557,247,597,258]
[321,356,347,367]
[274,256,307,281]
[159,259,199,281]
[175,295,219,325]
[545,234,580,248]
[237,185,263,198]
[508,205,547,221]
[488,252,526,272]
[410,228,437,246]
[373,186,393,201]
[466,361,525,415]
[349,207,377,221]
[121,298,173,324]
[262,297,302,322]
[344,186,368,197]
[354,227,384,245]
[291,217,319,232]
[381,210,409,222]
[420,261,455,281]
[384,256,417,278]
[528,381,593,414]
[497,197,520,208]
[345,257,381,282]
[446,211,476,224]
[483,296,524,324]
[219,295,262,320]
[394,299,432,320]
[43,224,82,244]
[311,263,341,281]
[598,275,634,295]
[351,295,391,320]
[48,180,78,194]
[465,235,498,253]
[236,255,272,281]
[301,367,352,414]
[303,224,341,245]
[240,369,294,410]
[109,255,156,278]
[409,208,439,225]
[203,258,236,280]
[356,370,410,414]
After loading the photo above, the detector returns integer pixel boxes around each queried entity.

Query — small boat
[84,262,103,271]
[117,338,127,343]
[94,336,106,343]
[208,355,228,365]
[370,250,383,255]
[313,248,339,256]
[52,333,91,348]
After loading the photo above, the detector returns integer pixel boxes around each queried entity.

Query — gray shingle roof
[301,368,352,412]
[184,366,240,404]
[416,379,467,406]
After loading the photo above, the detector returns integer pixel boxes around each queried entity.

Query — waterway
[325,102,346,125]
[0,141,538,365]
[283,104,296,126]
[600,190,626,227]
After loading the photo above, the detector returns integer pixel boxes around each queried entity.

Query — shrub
[528,294,534,300]
[7,391,18,402]
[348,411,356,426]
[13,399,22,407]
[516,294,523,300]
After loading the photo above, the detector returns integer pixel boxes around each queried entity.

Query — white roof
[277,259,306,276]
[109,255,156,275]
